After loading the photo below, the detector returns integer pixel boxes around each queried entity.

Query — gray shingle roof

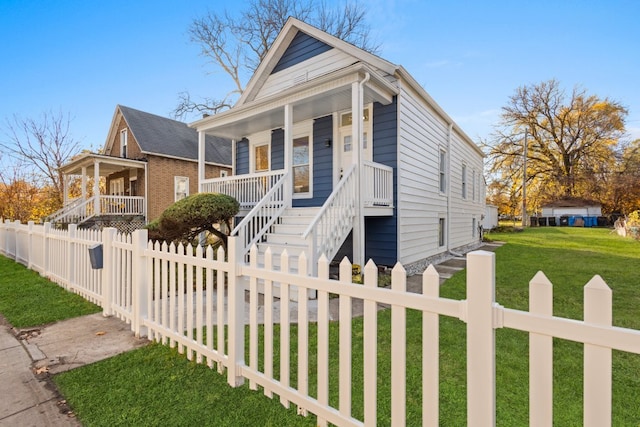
[119,105,231,165]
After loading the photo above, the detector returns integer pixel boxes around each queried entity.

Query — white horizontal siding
[256,50,356,100]
[397,82,485,266]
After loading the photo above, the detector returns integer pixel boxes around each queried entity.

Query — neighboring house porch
[50,153,146,232]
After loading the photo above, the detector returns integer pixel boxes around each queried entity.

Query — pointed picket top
[423,264,440,296]
[177,242,186,255]
[317,254,330,279]
[529,271,553,315]
[584,274,612,325]
[364,259,378,288]
[584,274,610,292]
[161,241,168,252]
[195,244,203,258]
[339,256,352,283]
[249,244,258,268]
[391,262,406,292]
[423,264,439,279]
[298,252,308,276]
[216,245,225,261]
[264,246,273,269]
[206,244,214,259]
[280,249,290,273]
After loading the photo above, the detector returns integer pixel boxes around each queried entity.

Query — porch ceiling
[194,64,398,140]
[60,153,146,176]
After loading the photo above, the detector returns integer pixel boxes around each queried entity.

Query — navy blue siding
[365,98,398,266]
[272,31,333,74]
[294,115,333,207]
[236,138,249,175]
[271,129,285,170]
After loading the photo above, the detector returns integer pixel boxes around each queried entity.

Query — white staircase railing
[302,164,358,274]
[47,196,97,225]
[201,170,286,210]
[230,172,288,261]
[363,160,393,207]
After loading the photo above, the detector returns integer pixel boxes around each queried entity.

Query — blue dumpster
[585,216,597,227]
[568,216,575,226]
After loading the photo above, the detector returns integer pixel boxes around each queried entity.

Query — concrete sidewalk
[0,314,148,426]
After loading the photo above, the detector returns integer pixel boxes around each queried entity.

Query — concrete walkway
[0,314,148,426]
[0,242,502,425]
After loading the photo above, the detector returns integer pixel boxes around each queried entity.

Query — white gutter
[355,72,370,269]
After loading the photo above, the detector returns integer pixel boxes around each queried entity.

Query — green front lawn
[36,228,640,424]
[0,256,100,328]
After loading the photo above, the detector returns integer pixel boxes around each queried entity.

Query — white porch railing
[363,160,393,207]
[230,172,288,261]
[47,195,145,225]
[201,170,286,210]
[302,164,358,273]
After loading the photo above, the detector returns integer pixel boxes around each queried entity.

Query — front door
[338,107,372,178]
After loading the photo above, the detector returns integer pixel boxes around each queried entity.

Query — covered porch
[50,153,147,227]
[192,64,397,268]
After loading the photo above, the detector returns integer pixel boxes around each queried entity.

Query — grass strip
[0,255,101,328]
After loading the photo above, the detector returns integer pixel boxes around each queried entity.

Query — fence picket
[363,260,378,426]
[391,262,407,427]
[297,252,309,416]
[584,275,612,427]
[338,257,352,418]
[279,249,291,409]
[423,264,440,427]
[264,247,274,398]
[529,271,553,426]
[316,254,330,427]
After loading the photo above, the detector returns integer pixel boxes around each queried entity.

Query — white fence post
[227,235,246,386]
[102,227,116,316]
[131,228,149,338]
[27,221,34,269]
[42,222,51,277]
[466,250,497,427]
[67,224,77,290]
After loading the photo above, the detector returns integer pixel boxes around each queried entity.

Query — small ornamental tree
[146,193,239,249]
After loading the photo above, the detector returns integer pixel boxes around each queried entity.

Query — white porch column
[198,131,206,193]
[63,173,69,205]
[351,79,364,268]
[284,104,293,206]
[93,160,100,215]
[81,166,87,200]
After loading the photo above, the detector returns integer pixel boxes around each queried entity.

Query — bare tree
[0,110,82,208]
[176,0,379,119]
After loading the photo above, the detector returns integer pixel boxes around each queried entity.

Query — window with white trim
[175,176,189,201]
[120,129,128,158]
[472,170,476,201]
[462,164,467,199]
[438,218,446,247]
[293,136,310,194]
[439,150,446,193]
[254,144,269,172]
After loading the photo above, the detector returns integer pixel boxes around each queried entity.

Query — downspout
[444,122,462,258]
[356,72,370,269]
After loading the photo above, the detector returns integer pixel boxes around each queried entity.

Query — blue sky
[1,0,638,156]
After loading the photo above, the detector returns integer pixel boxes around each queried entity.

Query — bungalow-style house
[190,18,485,274]
[49,105,232,232]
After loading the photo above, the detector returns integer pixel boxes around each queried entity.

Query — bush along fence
[1,219,640,426]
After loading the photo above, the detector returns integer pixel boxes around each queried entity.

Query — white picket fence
[1,219,640,426]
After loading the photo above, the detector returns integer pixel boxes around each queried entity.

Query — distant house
[540,198,603,226]
[50,105,232,232]
[190,18,485,274]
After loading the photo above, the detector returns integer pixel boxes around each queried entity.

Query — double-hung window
[293,136,310,195]
[439,150,446,193]
[120,129,128,158]
[175,176,189,201]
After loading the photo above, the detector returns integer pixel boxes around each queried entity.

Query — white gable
[255,48,357,101]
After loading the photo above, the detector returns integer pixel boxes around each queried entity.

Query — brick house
[50,105,231,231]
